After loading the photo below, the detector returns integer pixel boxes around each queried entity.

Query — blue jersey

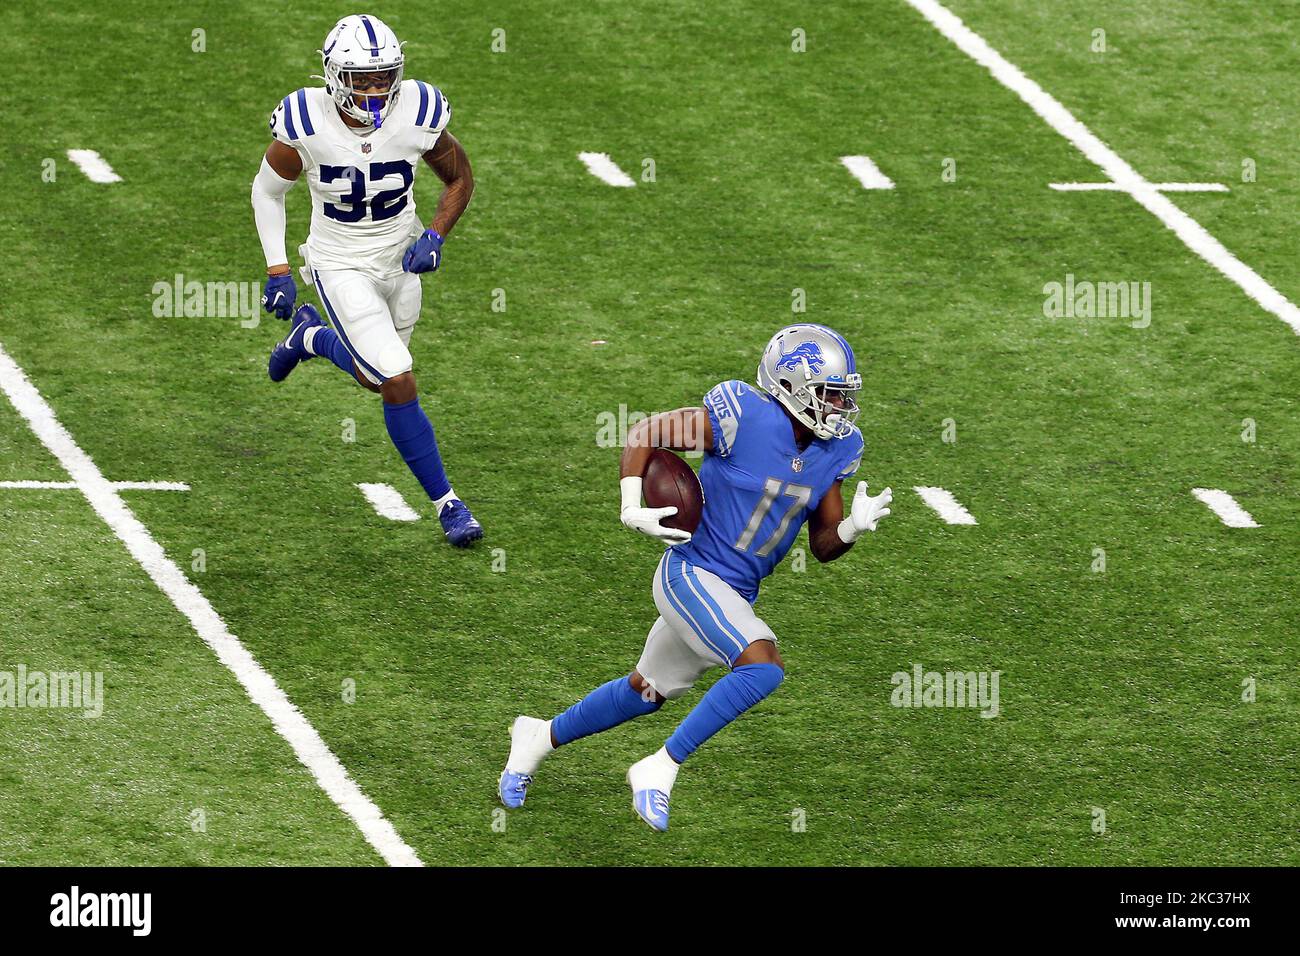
[674,380,864,602]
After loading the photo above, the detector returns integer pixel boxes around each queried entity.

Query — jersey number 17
[734,479,814,557]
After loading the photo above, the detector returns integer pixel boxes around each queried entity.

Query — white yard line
[66,149,122,184]
[1191,488,1258,528]
[0,480,190,490]
[0,340,421,867]
[904,0,1300,336]
[356,482,421,522]
[913,486,978,525]
[578,151,636,187]
[1050,182,1229,193]
[840,155,896,190]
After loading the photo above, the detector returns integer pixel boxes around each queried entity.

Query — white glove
[837,481,892,543]
[620,476,693,545]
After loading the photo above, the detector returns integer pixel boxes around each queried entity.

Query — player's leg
[660,634,783,764]
[300,313,364,379]
[298,270,394,384]
[383,272,483,546]
[627,550,785,831]
[273,301,386,392]
[310,269,477,544]
[498,548,725,809]
[497,618,682,809]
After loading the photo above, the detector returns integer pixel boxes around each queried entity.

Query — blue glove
[262,272,297,320]
[402,228,444,274]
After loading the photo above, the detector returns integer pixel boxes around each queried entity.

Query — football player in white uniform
[251,13,482,545]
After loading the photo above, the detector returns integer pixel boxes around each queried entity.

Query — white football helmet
[756,324,862,440]
[317,14,405,128]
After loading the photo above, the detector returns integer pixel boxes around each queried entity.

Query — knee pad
[374,341,413,381]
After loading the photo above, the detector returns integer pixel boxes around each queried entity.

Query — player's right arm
[251,139,304,319]
[618,408,713,544]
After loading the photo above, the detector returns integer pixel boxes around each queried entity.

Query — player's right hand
[262,272,297,320]
[621,505,692,545]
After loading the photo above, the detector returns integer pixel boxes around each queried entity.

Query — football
[643,449,704,532]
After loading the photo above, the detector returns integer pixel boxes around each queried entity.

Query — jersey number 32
[320,162,413,223]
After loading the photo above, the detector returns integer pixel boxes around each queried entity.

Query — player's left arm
[423,131,474,236]
[809,482,853,563]
[405,132,475,274]
[808,480,892,563]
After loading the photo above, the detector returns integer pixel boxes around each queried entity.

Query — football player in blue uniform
[499,324,892,831]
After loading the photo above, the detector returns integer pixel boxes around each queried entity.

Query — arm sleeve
[250,157,295,268]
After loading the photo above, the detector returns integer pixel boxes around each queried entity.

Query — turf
[0,0,1296,865]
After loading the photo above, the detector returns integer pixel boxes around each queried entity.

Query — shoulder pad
[703,380,752,457]
[269,88,318,143]
[410,80,450,133]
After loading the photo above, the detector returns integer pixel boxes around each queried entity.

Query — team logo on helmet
[775,341,825,375]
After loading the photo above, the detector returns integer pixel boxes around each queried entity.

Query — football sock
[630,746,680,796]
[382,398,452,502]
[505,716,554,775]
[551,675,662,747]
[302,326,357,376]
[664,662,784,763]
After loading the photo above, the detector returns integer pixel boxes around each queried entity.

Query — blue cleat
[631,787,671,832]
[498,770,533,809]
[267,304,324,382]
[627,750,678,832]
[439,499,483,547]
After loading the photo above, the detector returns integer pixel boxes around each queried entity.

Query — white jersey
[268,80,451,276]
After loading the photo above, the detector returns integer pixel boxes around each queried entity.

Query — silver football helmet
[756,324,862,440]
[317,14,405,129]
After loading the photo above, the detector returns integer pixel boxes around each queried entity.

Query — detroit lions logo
[775,341,825,374]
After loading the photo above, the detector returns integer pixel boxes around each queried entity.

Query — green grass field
[2,0,1297,866]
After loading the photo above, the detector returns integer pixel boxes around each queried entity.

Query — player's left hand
[402,228,443,273]
[839,481,892,543]
[261,272,297,320]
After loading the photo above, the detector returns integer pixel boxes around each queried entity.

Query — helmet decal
[775,341,825,375]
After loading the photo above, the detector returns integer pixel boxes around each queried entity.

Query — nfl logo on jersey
[361,142,372,154]
[792,457,805,472]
